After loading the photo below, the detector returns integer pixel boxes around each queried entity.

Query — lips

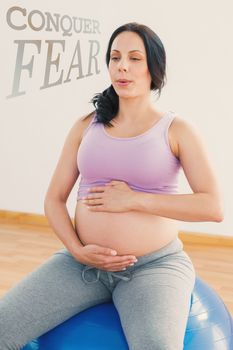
[116,79,132,87]
[116,78,132,82]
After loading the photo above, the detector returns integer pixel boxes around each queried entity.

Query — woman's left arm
[131,117,224,222]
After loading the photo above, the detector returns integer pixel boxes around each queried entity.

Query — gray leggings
[0,237,195,350]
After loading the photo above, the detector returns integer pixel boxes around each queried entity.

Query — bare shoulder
[80,110,96,123]
[71,110,96,143]
[170,115,199,134]
[60,111,96,154]
[168,115,202,158]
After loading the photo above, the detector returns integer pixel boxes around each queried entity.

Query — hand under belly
[74,201,179,256]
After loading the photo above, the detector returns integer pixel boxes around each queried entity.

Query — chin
[115,90,137,99]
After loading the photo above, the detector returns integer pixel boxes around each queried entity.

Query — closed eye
[110,57,141,61]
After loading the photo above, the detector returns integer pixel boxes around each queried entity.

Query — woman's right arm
[44,114,90,255]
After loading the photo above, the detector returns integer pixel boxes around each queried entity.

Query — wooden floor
[0,223,233,317]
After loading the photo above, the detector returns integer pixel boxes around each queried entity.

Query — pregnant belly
[74,201,179,256]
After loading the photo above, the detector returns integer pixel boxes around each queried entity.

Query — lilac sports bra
[76,110,181,201]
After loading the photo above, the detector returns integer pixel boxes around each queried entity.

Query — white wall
[1,0,232,236]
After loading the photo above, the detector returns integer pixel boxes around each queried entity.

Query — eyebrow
[111,49,144,54]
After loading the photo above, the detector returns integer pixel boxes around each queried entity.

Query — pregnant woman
[0,22,223,350]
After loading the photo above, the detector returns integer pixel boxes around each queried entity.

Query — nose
[117,58,129,72]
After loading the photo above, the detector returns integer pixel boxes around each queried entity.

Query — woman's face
[108,31,152,99]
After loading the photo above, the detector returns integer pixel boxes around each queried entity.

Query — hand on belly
[80,180,136,213]
[72,243,138,272]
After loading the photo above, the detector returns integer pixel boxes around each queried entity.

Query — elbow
[44,193,66,213]
[213,209,224,223]
[210,197,224,223]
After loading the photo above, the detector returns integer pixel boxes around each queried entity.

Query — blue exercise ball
[23,303,128,350]
[184,277,233,349]
[23,277,233,350]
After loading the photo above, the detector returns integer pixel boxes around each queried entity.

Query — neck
[116,94,158,123]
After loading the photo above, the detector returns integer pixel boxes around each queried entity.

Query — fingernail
[111,251,117,255]
[122,268,126,270]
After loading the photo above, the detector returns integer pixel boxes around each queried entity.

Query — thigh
[112,251,195,350]
[0,248,111,349]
